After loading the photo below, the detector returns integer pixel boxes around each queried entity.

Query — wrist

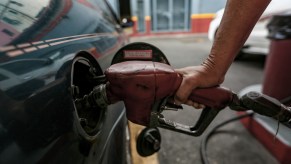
[201,57,225,85]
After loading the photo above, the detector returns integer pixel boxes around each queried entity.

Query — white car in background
[208,0,291,59]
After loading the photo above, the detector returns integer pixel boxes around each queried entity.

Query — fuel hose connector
[241,92,291,124]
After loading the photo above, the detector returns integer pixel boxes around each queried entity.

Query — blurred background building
[109,0,226,36]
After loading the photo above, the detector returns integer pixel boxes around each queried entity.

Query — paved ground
[130,35,278,164]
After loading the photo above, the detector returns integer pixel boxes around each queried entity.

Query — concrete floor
[130,34,278,164]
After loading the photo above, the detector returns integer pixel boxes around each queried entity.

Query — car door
[0,0,129,163]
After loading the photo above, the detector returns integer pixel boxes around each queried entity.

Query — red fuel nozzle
[104,61,235,136]
[104,61,182,126]
[76,60,235,135]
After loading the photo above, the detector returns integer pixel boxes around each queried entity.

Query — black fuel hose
[200,112,254,164]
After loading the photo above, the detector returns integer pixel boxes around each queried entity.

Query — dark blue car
[0,0,130,163]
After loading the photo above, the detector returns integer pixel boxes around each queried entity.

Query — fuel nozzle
[74,84,110,110]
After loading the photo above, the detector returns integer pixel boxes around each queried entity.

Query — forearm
[174,0,271,104]
[203,0,271,78]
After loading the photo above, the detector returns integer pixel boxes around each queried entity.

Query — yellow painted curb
[191,13,215,19]
[129,121,159,164]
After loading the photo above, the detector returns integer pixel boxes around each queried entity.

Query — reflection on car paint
[0,0,129,163]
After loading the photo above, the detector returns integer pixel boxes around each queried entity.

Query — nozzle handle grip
[188,87,234,109]
[161,87,234,136]
[241,92,291,122]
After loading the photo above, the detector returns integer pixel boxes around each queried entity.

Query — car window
[87,0,119,25]
[0,0,52,46]
[0,0,50,32]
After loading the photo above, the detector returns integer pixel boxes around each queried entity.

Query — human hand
[174,65,224,108]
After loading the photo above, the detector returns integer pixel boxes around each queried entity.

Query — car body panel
[0,0,129,163]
